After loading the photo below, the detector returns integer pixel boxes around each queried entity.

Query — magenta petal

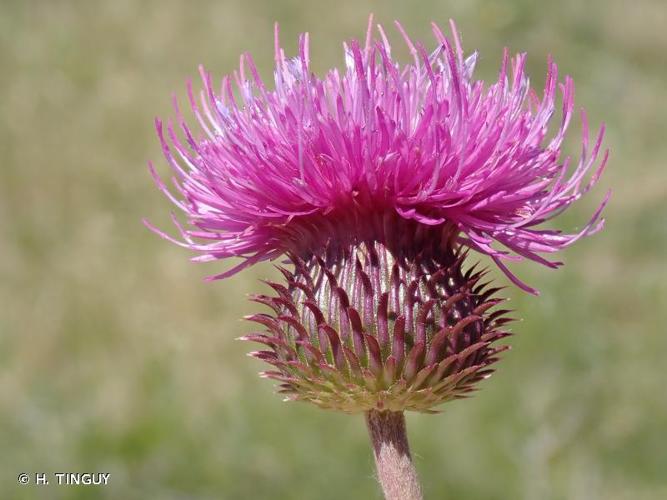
[147,19,609,290]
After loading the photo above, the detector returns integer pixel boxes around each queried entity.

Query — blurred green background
[1,0,666,498]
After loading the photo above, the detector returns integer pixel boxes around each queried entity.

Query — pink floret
[146,18,609,294]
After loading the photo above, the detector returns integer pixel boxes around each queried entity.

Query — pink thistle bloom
[146,19,609,294]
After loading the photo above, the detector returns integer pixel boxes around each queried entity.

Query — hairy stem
[365,410,423,500]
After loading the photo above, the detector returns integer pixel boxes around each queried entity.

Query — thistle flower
[146,17,608,499]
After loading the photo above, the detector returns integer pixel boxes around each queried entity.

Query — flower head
[147,18,609,413]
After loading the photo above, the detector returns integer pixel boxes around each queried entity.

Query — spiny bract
[243,219,512,413]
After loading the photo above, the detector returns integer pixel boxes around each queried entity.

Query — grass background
[1,0,666,498]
